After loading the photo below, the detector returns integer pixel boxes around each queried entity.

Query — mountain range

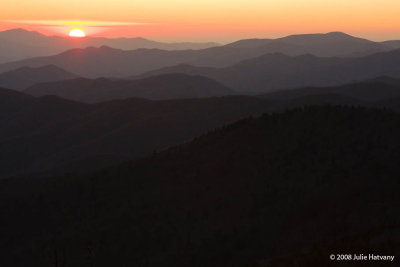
[138,49,400,93]
[0,89,272,177]
[1,28,400,266]
[1,31,399,79]
[3,76,400,177]
[0,45,274,78]
[24,73,233,102]
[0,28,219,63]
[22,73,400,104]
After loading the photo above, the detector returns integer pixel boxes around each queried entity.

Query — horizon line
[0,26,398,44]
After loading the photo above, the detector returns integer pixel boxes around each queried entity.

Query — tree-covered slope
[1,106,400,266]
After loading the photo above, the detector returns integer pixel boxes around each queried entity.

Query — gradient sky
[1,0,399,42]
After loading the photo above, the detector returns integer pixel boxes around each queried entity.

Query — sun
[69,29,86,38]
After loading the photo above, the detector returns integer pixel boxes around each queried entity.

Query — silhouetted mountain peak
[2,28,40,34]
[0,28,46,39]
[324,32,372,42]
[326,32,353,37]
[278,32,366,43]
[326,31,350,36]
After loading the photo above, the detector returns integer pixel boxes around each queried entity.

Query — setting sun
[69,29,86,38]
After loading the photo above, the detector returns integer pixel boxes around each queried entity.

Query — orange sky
[1,0,400,42]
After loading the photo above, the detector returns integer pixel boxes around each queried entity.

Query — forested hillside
[1,106,399,266]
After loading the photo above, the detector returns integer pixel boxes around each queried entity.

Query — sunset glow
[69,28,86,37]
[1,0,400,42]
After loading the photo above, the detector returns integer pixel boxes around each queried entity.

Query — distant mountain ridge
[0,30,399,78]
[0,45,260,78]
[226,31,392,57]
[4,76,400,177]
[24,73,234,102]
[0,28,220,63]
[0,65,79,90]
[137,49,400,93]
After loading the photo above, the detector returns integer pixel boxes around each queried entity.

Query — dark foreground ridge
[1,105,400,266]
[0,91,271,178]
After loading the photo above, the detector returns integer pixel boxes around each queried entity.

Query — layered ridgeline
[2,29,396,64]
[3,48,400,96]
[0,28,219,63]
[24,74,234,102]
[0,88,270,178]
[1,32,400,79]
[137,49,400,93]
[4,77,400,177]
[1,106,400,266]
[0,65,79,90]
[23,74,400,105]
